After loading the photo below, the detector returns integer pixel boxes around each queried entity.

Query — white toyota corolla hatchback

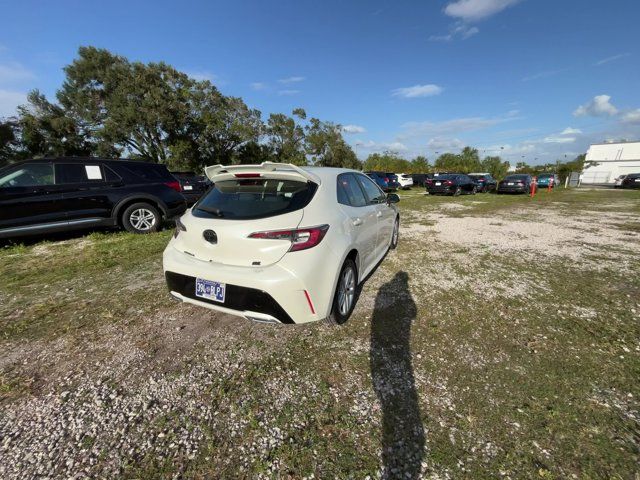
[163,162,400,325]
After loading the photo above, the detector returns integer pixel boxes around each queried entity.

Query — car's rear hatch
[174,163,321,268]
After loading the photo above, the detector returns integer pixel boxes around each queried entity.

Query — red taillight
[444,180,453,185]
[384,177,389,183]
[235,173,261,178]
[248,225,329,252]
[164,181,182,193]
[425,179,433,184]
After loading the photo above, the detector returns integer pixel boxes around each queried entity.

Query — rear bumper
[426,186,453,194]
[162,243,336,324]
[497,186,528,193]
[165,271,295,323]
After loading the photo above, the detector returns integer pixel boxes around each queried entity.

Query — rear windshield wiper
[196,206,225,217]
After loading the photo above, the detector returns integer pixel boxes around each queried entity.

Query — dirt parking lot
[1,188,639,479]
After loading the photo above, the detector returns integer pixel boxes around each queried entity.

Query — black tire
[390,217,399,250]
[453,187,461,196]
[326,258,358,326]
[122,202,161,234]
[471,186,477,195]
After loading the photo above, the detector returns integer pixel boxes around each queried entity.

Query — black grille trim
[165,271,295,324]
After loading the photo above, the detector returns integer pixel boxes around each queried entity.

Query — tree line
[0,46,586,180]
[0,46,360,170]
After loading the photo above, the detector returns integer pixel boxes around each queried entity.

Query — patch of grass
[0,230,173,341]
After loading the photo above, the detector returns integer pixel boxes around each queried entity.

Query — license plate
[183,185,193,190]
[507,182,514,185]
[635,179,640,182]
[435,182,441,186]
[195,278,226,303]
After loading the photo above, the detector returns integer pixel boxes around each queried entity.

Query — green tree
[194,91,263,166]
[481,156,510,179]
[305,118,360,168]
[17,90,98,158]
[265,109,307,165]
[410,155,430,173]
[0,118,23,167]
[363,151,411,172]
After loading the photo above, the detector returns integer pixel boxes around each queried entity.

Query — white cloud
[522,69,566,82]
[391,84,443,98]
[278,76,305,84]
[573,95,618,117]
[250,82,267,91]
[444,0,521,22]
[358,140,409,152]
[543,134,576,144]
[594,53,631,66]
[400,112,519,139]
[0,62,36,84]
[277,89,300,96]
[621,109,640,125]
[342,124,366,134]
[429,22,479,41]
[561,127,582,135]
[427,137,464,151]
[0,89,27,117]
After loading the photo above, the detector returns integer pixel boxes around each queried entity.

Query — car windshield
[537,174,554,178]
[505,175,529,181]
[193,178,317,220]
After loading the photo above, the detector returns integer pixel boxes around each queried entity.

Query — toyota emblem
[203,230,218,244]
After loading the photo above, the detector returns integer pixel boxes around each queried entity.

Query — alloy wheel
[337,266,356,316]
[129,208,156,231]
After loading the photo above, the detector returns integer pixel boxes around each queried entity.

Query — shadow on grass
[370,271,425,478]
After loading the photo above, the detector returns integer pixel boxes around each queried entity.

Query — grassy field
[1,187,639,479]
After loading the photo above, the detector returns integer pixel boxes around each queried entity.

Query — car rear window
[433,174,457,180]
[193,178,317,220]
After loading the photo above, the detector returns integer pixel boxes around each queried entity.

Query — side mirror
[387,193,400,204]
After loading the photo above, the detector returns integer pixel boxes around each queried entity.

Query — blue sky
[0,0,639,164]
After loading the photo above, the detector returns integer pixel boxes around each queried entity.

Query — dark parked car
[468,173,497,192]
[0,157,187,238]
[496,174,533,194]
[620,172,640,189]
[171,171,211,205]
[385,173,400,190]
[536,173,559,188]
[425,174,477,195]
[365,171,399,192]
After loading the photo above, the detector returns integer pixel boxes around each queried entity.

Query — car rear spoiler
[204,162,321,185]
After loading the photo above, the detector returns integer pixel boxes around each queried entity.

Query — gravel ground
[1,190,639,479]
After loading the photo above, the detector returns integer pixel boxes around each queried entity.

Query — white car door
[337,173,379,276]
[355,174,394,258]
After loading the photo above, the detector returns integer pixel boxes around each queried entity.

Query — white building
[581,141,640,184]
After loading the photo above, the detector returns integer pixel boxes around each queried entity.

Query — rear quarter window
[121,163,172,181]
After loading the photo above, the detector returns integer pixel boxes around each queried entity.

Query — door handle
[352,218,363,226]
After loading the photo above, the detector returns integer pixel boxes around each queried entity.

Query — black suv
[0,157,187,238]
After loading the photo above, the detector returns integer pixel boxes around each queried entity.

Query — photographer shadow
[369,271,425,479]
